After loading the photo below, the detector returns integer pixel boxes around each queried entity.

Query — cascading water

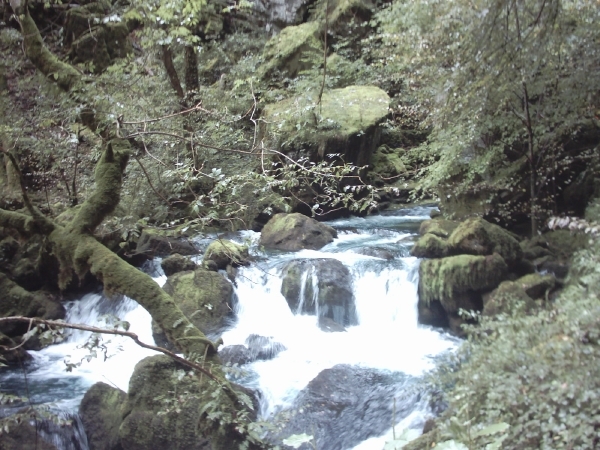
[0,206,457,450]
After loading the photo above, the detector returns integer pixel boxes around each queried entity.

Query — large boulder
[482,281,537,318]
[418,253,508,334]
[79,382,126,450]
[410,233,449,259]
[153,269,234,346]
[260,85,390,166]
[219,334,286,366]
[203,239,249,270]
[280,258,357,327]
[260,213,337,251]
[448,217,523,266]
[119,355,258,450]
[269,365,417,450]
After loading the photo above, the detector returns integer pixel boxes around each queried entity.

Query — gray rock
[260,213,337,251]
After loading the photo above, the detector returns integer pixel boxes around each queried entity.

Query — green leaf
[473,422,509,438]
[282,433,314,448]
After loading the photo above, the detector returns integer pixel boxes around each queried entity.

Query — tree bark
[161,45,185,98]
[184,45,199,93]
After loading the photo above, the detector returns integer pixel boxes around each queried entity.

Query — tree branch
[0,316,222,383]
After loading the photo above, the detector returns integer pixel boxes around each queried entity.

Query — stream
[0,205,458,450]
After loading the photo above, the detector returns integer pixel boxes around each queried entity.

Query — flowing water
[0,205,457,449]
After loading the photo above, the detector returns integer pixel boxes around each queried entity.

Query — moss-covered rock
[448,217,522,266]
[369,145,406,181]
[280,258,357,327]
[0,332,31,364]
[160,253,197,277]
[119,355,258,450]
[418,219,459,238]
[0,414,58,450]
[514,273,556,299]
[0,273,65,338]
[156,268,234,344]
[259,213,337,251]
[79,382,126,450]
[410,233,449,258]
[203,239,249,270]
[418,253,508,315]
[259,22,321,78]
[260,85,390,165]
[482,280,537,317]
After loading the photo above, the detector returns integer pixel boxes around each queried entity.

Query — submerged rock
[270,365,417,450]
[220,334,287,365]
[281,258,357,327]
[260,213,337,251]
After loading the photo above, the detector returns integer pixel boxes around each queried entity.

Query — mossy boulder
[0,273,65,338]
[155,269,234,345]
[203,239,249,270]
[160,253,197,277]
[119,355,257,450]
[79,382,126,450]
[448,217,523,266]
[260,85,390,166]
[259,22,321,78]
[410,233,449,258]
[482,280,537,317]
[259,213,337,251]
[418,219,459,238]
[418,253,508,315]
[514,273,556,299]
[281,258,357,327]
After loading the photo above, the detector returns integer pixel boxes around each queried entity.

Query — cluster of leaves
[371,0,600,226]
[427,238,600,449]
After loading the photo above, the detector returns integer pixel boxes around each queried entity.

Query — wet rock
[318,316,347,332]
[0,332,31,364]
[281,258,357,326]
[270,365,416,450]
[153,269,234,347]
[418,219,459,238]
[203,239,249,270]
[417,298,449,328]
[136,230,197,258]
[160,253,197,277]
[260,213,337,251]
[252,0,311,27]
[79,382,126,450]
[352,246,394,260]
[0,412,58,450]
[219,335,286,365]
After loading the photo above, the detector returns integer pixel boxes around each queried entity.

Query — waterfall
[0,206,457,449]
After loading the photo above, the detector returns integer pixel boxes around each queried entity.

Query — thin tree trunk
[184,46,199,93]
[161,45,184,99]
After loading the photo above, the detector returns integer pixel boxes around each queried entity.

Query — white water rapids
[0,206,458,449]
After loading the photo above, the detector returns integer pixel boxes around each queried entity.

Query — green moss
[260,22,321,78]
[204,239,248,270]
[482,280,536,317]
[418,253,508,307]
[261,85,389,162]
[419,219,460,238]
[410,233,449,258]
[370,145,406,179]
[20,8,81,91]
[448,217,522,265]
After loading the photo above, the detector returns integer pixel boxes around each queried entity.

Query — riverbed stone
[203,239,249,270]
[269,365,416,450]
[281,258,357,326]
[259,213,337,251]
[160,253,197,277]
[410,233,449,258]
[136,229,198,257]
[79,382,126,450]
